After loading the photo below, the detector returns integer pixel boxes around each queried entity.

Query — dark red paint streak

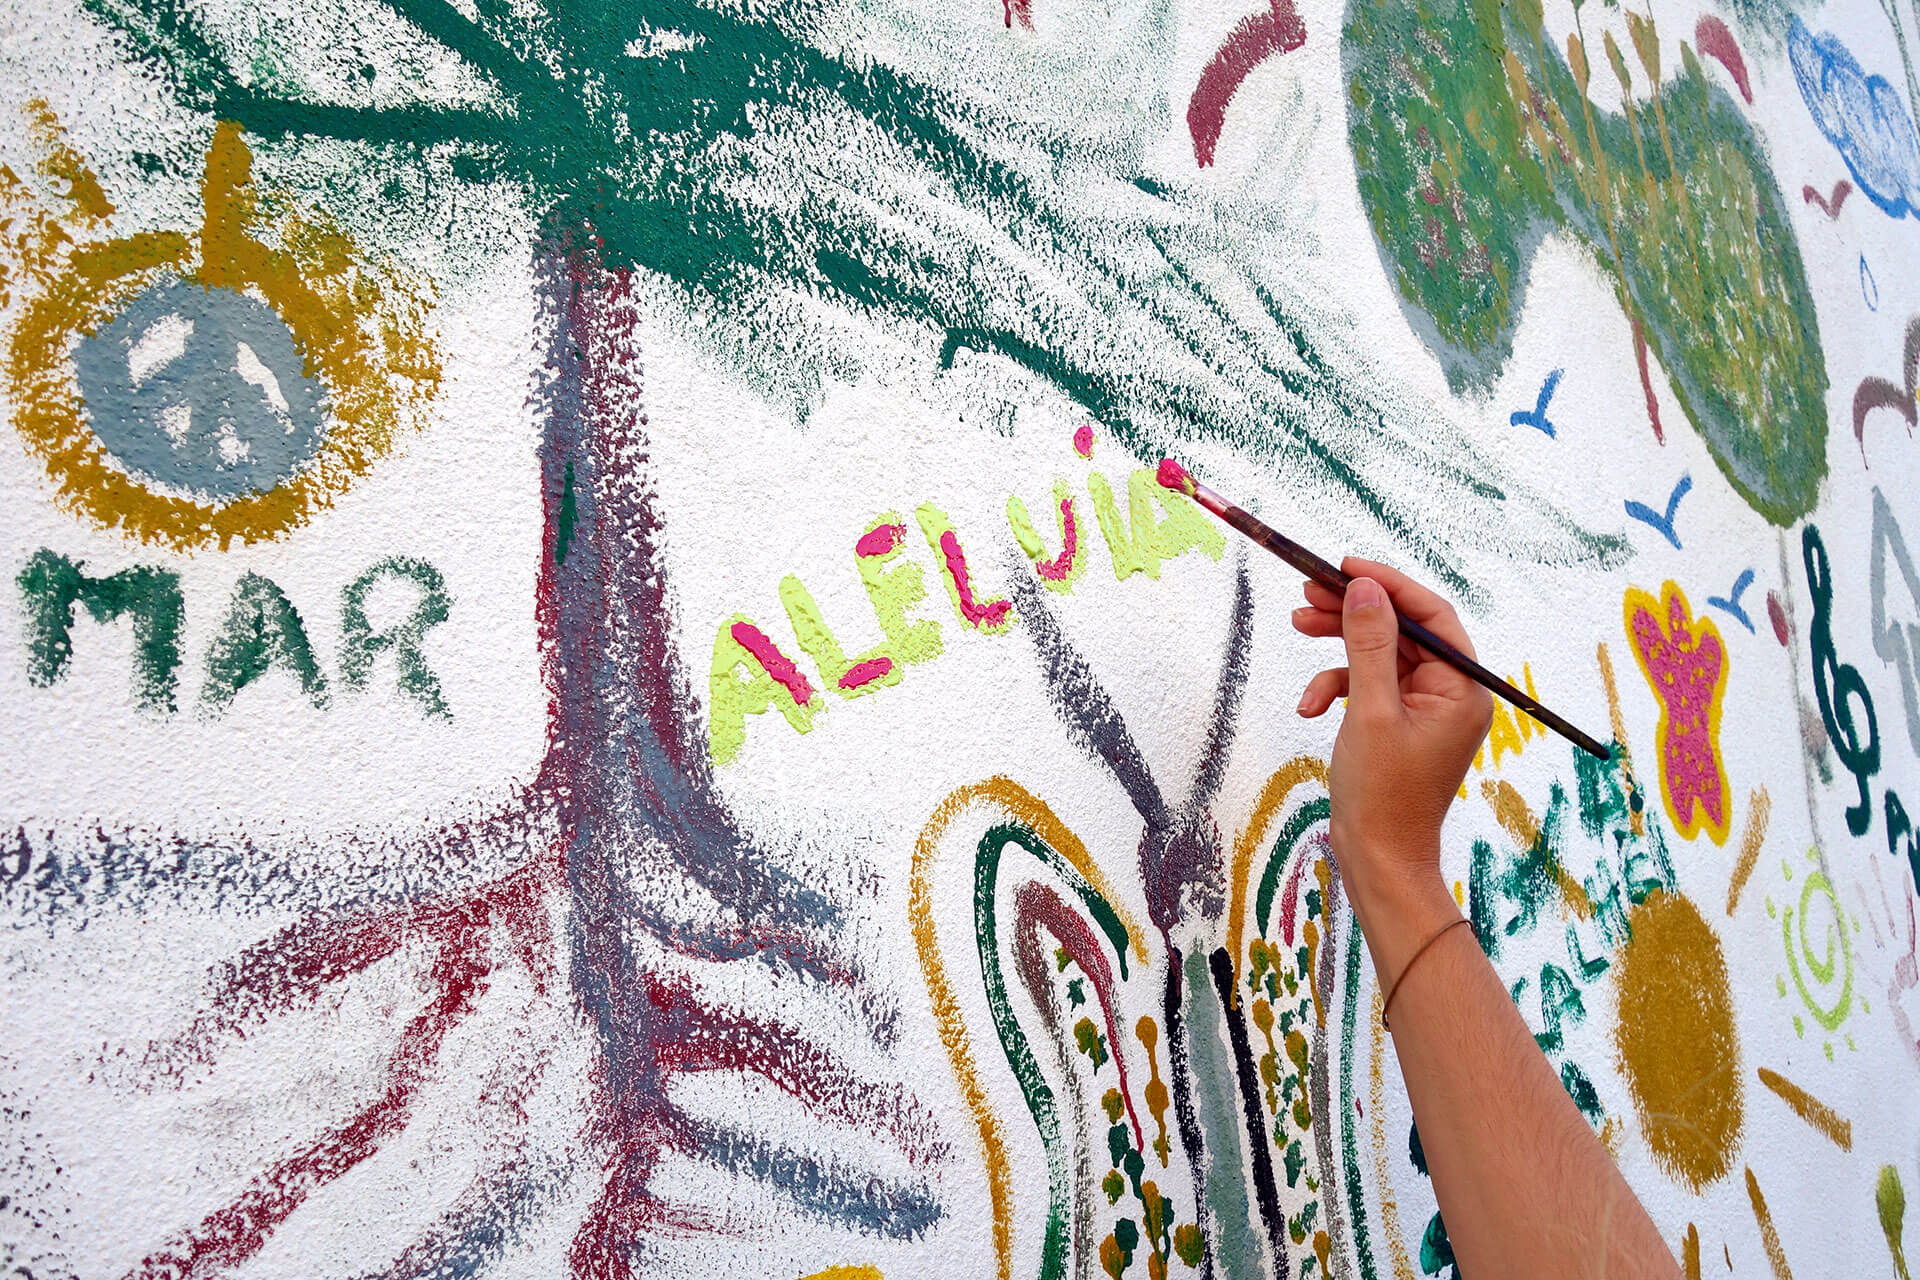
[1187,0,1306,167]
[125,867,550,1279]
[1854,315,1920,461]
[1276,839,1314,946]
[1768,592,1790,647]
[1631,317,1666,444]
[1803,179,1853,219]
[1693,16,1752,105]
[1014,881,1145,1152]
[645,971,943,1156]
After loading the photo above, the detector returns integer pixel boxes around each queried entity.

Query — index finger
[1340,556,1478,662]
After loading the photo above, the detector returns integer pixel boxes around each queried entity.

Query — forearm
[1348,860,1682,1280]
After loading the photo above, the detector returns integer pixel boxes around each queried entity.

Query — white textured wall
[2,0,1917,1274]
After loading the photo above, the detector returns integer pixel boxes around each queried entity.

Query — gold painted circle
[6,133,434,551]
[1613,888,1743,1193]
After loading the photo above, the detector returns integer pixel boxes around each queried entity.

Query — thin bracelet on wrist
[1381,917,1472,1030]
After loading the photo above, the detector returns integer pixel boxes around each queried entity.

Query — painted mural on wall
[1,0,1917,1272]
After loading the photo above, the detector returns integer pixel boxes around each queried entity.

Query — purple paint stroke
[1010,553,1252,933]
[1854,315,1920,461]
[1187,554,1253,814]
[535,244,939,1260]
[1009,566,1171,834]
[1162,553,1254,923]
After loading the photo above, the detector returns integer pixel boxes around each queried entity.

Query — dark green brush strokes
[1345,0,1828,524]
[1253,797,1329,939]
[17,548,185,713]
[82,0,1630,592]
[340,556,452,719]
[553,460,577,567]
[975,822,1134,1280]
[201,571,329,712]
[1339,922,1377,1280]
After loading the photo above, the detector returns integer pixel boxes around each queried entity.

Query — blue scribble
[1707,568,1758,633]
[1624,474,1692,550]
[1789,17,1920,220]
[1510,368,1563,437]
[1863,254,1881,311]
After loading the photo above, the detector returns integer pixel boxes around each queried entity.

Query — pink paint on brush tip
[1072,424,1095,458]
[1156,457,1196,495]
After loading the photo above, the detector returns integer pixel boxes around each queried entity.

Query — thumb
[1341,577,1402,714]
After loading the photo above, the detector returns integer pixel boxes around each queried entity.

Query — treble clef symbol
[1805,524,1880,835]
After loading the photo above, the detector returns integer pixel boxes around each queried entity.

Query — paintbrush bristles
[1156,457,1197,498]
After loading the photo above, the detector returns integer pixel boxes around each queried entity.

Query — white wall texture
[1,0,1917,1273]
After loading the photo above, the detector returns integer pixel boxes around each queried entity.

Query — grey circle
[74,277,329,500]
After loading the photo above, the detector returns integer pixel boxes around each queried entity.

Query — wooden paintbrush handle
[1175,468,1610,760]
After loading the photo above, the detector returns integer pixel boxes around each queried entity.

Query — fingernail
[1296,693,1312,715]
[1347,577,1383,609]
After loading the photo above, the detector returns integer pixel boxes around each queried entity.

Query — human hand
[1290,558,1492,931]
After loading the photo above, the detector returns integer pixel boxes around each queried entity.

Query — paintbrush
[1155,459,1609,760]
